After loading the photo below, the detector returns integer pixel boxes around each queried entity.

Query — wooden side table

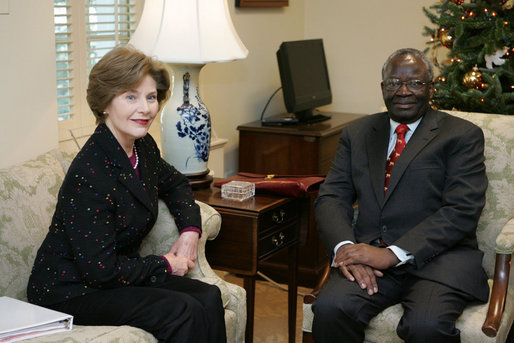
[194,184,304,343]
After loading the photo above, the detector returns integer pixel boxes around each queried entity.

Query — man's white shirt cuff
[387,245,414,266]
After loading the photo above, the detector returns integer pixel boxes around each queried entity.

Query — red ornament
[450,0,464,4]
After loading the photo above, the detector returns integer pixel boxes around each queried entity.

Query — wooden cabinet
[237,112,366,287]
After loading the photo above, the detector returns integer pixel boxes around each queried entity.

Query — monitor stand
[294,108,331,124]
[301,113,332,124]
[261,109,332,126]
[261,113,299,126]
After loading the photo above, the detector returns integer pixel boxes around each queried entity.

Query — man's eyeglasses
[382,79,430,92]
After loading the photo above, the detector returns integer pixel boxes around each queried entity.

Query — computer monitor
[276,38,332,123]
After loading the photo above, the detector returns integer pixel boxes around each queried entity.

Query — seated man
[312,48,489,343]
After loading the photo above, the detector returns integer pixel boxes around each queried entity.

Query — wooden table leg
[288,244,299,343]
[244,275,256,343]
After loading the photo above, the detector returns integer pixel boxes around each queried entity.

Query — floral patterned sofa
[0,149,246,343]
[302,111,514,342]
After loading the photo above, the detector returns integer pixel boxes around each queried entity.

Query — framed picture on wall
[236,0,288,7]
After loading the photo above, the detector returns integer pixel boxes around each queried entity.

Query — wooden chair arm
[304,262,331,304]
[482,253,511,337]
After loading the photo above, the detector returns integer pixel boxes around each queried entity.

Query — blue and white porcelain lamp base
[161,63,213,188]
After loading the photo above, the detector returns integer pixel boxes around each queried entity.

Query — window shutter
[54,0,73,121]
[85,0,136,70]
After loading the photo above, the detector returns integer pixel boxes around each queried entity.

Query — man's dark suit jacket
[314,109,489,302]
[27,124,201,306]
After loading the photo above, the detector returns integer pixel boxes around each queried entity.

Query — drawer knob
[272,209,286,224]
[272,232,285,247]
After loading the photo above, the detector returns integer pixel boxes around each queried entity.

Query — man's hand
[163,252,195,276]
[338,263,383,295]
[170,231,200,264]
[334,243,400,270]
[333,243,400,295]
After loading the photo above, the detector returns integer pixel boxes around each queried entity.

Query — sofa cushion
[0,151,65,301]
[23,325,157,343]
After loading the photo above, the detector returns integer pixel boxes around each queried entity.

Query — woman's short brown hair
[87,45,171,124]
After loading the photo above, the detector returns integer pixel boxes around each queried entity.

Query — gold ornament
[439,28,453,48]
[462,66,484,89]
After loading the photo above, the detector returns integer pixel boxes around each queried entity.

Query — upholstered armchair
[302,111,514,342]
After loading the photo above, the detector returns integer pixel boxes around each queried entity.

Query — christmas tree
[423,0,514,114]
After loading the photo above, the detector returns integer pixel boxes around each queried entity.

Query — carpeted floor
[218,271,312,343]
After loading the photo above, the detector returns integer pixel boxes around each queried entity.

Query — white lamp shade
[129,0,248,64]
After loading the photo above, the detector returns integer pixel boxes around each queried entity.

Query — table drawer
[258,223,298,260]
[259,201,299,236]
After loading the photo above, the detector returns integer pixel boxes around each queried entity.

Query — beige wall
[0,0,438,175]
[304,0,435,115]
[0,0,57,168]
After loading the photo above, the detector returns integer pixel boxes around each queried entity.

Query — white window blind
[86,0,136,69]
[54,0,73,120]
[53,0,136,140]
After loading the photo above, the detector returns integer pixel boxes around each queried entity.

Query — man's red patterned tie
[384,124,409,193]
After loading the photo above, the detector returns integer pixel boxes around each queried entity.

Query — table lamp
[129,0,248,188]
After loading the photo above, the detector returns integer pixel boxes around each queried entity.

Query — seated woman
[27,46,226,343]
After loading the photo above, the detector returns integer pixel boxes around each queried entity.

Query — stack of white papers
[0,297,73,342]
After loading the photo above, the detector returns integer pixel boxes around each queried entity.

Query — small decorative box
[221,181,255,201]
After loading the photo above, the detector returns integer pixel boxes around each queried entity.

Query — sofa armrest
[191,201,247,343]
[187,201,222,280]
[197,200,222,241]
[481,218,514,337]
[494,218,514,255]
